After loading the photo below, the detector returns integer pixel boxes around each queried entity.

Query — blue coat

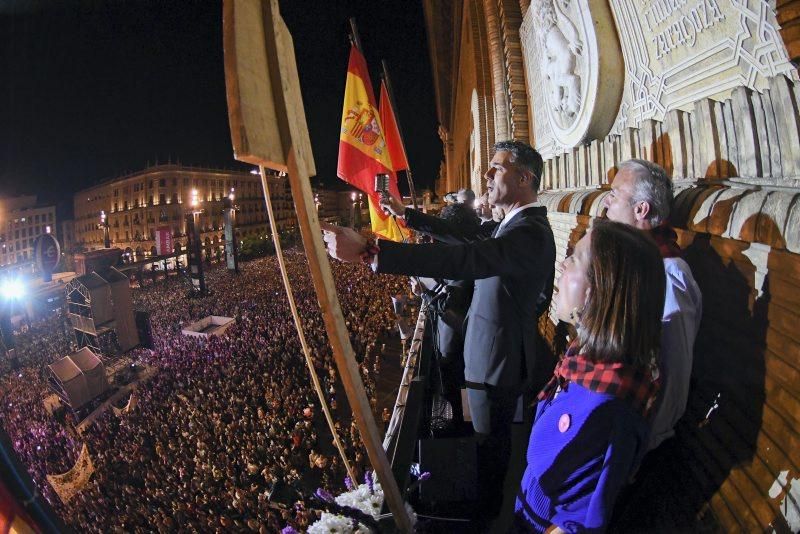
[515,383,649,532]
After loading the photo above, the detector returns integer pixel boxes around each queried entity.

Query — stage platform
[181,315,235,339]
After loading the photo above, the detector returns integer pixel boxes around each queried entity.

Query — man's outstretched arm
[321,221,550,281]
[380,194,491,244]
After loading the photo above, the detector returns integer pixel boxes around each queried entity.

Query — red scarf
[650,223,681,259]
[538,342,659,417]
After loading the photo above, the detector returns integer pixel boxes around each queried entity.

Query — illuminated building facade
[73,164,295,260]
[0,195,57,268]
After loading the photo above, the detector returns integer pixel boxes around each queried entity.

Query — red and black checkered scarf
[650,223,681,259]
[538,341,660,417]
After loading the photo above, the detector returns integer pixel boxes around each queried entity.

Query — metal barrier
[382,303,429,454]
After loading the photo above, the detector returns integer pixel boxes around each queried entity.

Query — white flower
[333,481,385,520]
[307,512,368,534]
[306,475,414,533]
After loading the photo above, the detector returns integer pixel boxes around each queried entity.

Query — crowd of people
[0,249,407,532]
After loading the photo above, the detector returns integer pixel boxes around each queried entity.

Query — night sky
[0,0,441,219]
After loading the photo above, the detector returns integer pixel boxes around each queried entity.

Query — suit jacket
[376,206,556,391]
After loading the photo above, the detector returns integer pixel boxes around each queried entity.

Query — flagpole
[348,17,363,52]
[381,60,419,210]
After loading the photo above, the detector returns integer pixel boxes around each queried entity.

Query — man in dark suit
[322,140,556,519]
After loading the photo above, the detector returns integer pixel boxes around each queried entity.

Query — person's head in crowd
[439,202,481,234]
[444,192,458,204]
[557,220,665,367]
[485,140,543,210]
[456,188,476,206]
[604,159,673,230]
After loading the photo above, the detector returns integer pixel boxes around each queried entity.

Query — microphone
[374,173,390,213]
[374,173,390,194]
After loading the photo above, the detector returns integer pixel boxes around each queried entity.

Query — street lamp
[223,188,239,273]
[350,192,357,228]
[185,189,207,296]
[0,275,26,369]
[190,189,200,209]
[0,278,26,301]
[99,210,110,248]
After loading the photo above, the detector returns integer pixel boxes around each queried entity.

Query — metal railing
[383,304,429,453]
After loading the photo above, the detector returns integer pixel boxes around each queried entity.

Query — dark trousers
[466,384,519,519]
[440,353,465,424]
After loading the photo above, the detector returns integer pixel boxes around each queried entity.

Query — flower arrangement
[283,471,420,533]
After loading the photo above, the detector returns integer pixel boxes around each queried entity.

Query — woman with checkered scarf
[514,221,665,533]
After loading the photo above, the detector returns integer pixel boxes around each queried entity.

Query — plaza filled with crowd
[0,249,407,532]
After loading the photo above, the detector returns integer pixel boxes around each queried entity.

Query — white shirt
[495,201,542,234]
[648,256,702,451]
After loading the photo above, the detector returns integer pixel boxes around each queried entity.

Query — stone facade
[0,195,57,268]
[73,165,295,260]
[424,1,800,530]
[312,187,368,225]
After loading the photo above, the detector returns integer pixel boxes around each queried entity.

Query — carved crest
[343,103,382,146]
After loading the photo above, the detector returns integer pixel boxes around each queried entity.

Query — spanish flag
[1,481,39,534]
[337,45,408,242]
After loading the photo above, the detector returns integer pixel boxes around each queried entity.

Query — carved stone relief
[521,0,624,156]
[538,0,584,128]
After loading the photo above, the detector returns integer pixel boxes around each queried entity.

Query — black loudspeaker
[418,437,477,502]
[134,310,154,349]
[0,313,14,349]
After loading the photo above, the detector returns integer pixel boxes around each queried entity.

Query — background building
[73,164,295,261]
[312,187,369,227]
[0,195,57,268]
[59,220,75,255]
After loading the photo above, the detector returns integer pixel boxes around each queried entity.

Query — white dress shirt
[648,256,702,450]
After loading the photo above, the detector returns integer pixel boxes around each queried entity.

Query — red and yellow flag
[337,45,408,242]
[379,81,408,173]
[1,480,39,534]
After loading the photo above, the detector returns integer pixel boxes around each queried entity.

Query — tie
[491,223,501,238]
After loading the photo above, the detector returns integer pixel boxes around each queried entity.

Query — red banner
[155,227,173,256]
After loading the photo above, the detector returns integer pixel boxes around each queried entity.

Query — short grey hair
[618,159,673,226]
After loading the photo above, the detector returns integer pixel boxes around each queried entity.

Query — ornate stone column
[468,0,495,172]
[499,0,529,142]
[484,0,511,141]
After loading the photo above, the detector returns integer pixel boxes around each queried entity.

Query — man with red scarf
[603,159,703,451]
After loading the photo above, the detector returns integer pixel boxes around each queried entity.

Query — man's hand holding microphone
[321,191,405,264]
[378,192,405,218]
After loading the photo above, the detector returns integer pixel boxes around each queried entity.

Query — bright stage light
[0,278,26,301]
